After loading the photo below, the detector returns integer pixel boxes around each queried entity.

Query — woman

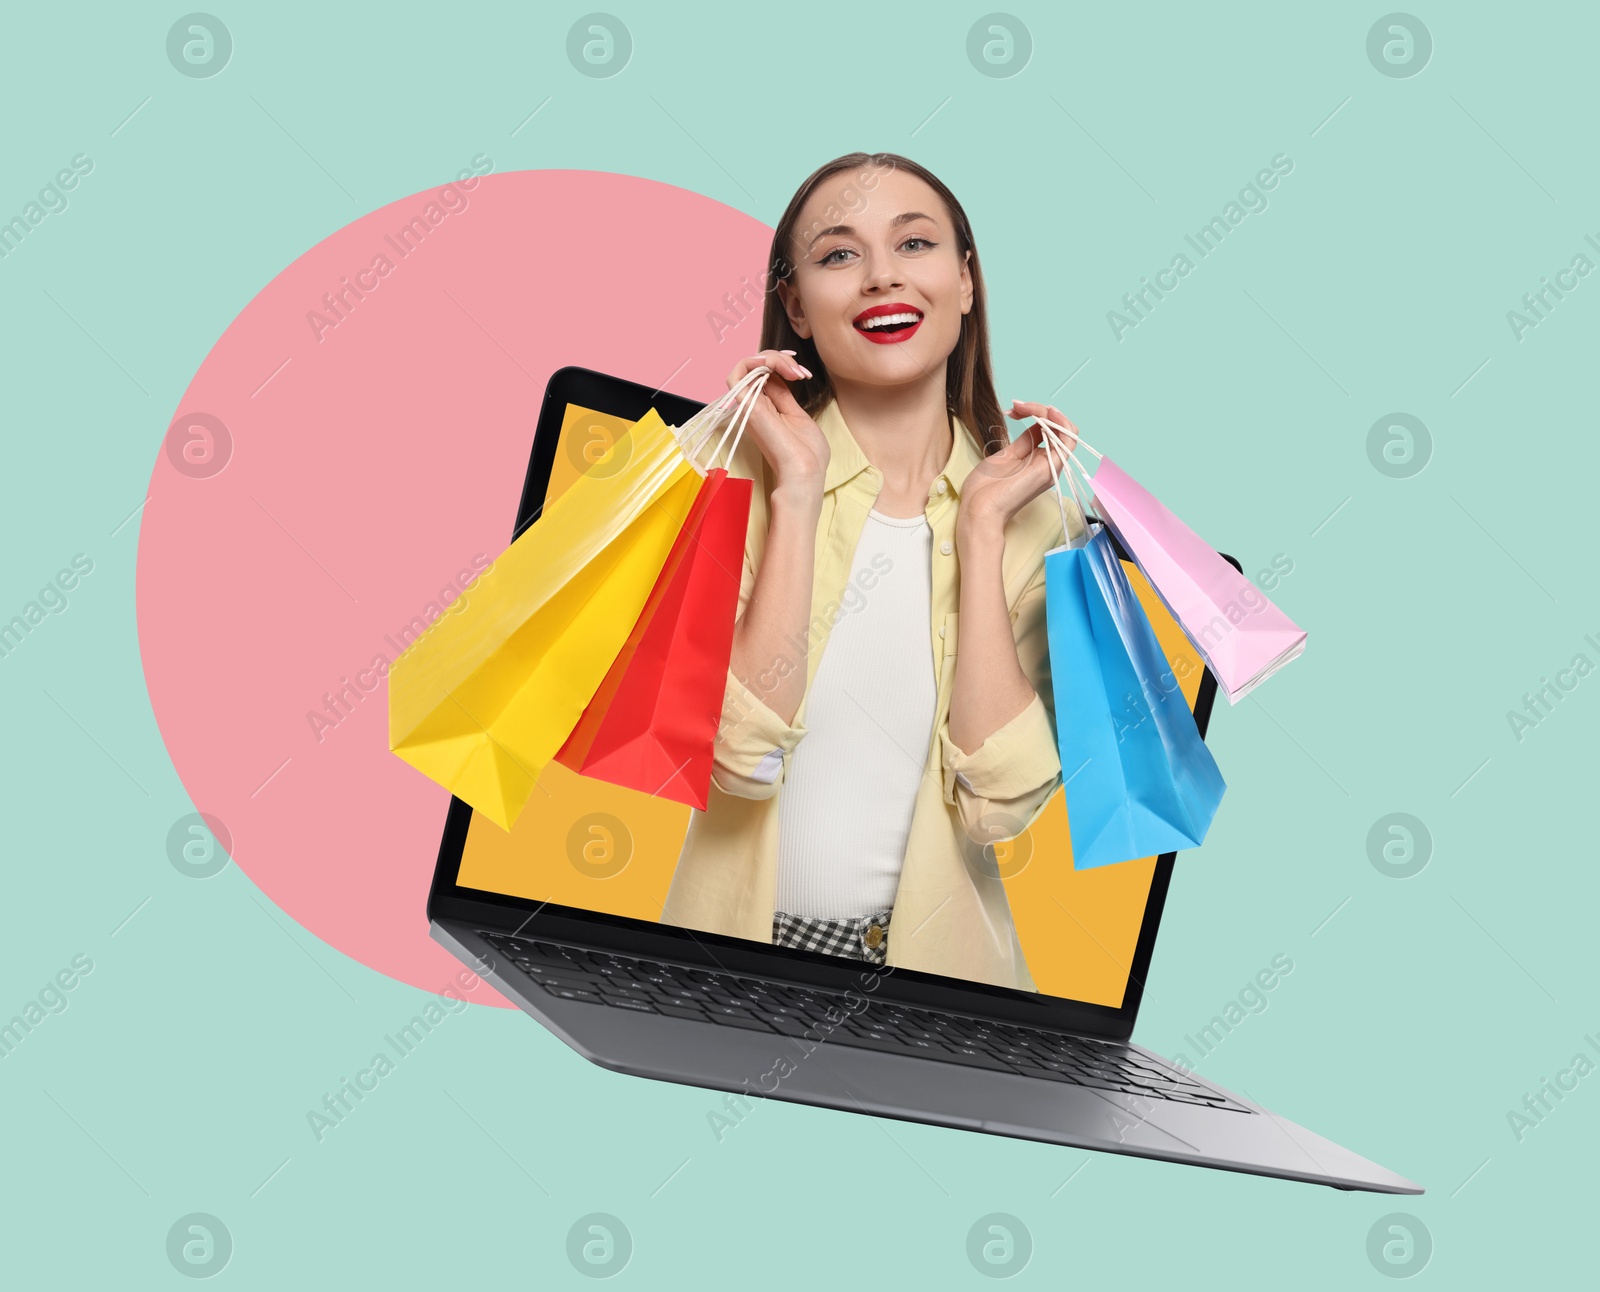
[661,152,1086,992]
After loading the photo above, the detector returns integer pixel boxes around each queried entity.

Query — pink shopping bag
[1037,418,1306,704]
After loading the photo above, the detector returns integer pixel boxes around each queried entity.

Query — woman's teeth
[858,312,922,331]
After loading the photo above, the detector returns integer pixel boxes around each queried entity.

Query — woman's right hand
[723,350,829,500]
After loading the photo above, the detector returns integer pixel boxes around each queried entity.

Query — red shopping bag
[552,466,751,808]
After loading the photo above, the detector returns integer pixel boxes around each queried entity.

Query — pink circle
[138,170,773,1005]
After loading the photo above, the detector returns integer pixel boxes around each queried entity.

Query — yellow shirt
[661,396,1086,991]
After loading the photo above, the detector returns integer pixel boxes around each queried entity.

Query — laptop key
[1114,1073,1176,1093]
[1120,1061,1184,1080]
[1070,1075,1130,1092]
[652,1003,710,1022]
[1080,1067,1126,1084]
[1137,1080,1193,1097]
[754,1001,809,1018]
[827,1030,928,1058]
[1024,1066,1087,1085]
[704,1004,758,1019]
[936,1044,1021,1073]
[758,1015,816,1037]
[1120,1052,1177,1072]
[544,986,603,1003]
[536,974,605,993]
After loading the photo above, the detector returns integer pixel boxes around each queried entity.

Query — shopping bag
[1037,424,1227,869]
[552,369,766,805]
[552,436,753,808]
[1055,439,1306,704]
[388,367,776,828]
[388,391,739,830]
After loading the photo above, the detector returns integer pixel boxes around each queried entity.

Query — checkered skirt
[772,909,892,965]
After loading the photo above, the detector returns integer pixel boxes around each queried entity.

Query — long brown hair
[758,152,1008,456]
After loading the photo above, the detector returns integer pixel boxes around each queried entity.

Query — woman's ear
[777,279,812,339]
[960,249,973,315]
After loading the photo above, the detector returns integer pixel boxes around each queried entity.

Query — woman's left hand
[957,399,1080,543]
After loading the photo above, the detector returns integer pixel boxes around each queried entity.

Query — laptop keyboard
[480,933,1253,1113]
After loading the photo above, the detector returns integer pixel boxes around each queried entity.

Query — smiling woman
[659,152,1087,992]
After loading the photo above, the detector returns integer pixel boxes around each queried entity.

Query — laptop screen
[454,397,1211,1010]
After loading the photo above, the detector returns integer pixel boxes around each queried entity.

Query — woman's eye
[819,237,935,266]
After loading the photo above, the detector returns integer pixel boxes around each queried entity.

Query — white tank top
[775,506,938,918]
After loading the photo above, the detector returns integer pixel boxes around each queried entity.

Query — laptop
[426,365,1422,1195]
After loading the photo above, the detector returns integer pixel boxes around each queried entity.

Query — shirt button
[864,924,885,950]
[940,540,953,555]
[936,479,948,494]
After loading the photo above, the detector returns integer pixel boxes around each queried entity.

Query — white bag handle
[1034,413,1104,548]
[1036,418,1084,547]
[1060,438,1097,545]
[1035,415,1103,520]
[1035,415,1102,468]
[674,366,771,477]
[705,367,767,474]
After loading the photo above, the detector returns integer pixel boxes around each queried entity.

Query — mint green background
[3,3,1594,1286]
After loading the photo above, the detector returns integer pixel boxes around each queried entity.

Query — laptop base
[434,920,1422,1195]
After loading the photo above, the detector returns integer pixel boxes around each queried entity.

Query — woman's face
[778,167,972,392]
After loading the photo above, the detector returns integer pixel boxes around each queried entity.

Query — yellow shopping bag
[388,407,705,830]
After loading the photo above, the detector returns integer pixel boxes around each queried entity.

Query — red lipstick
[852,301,924,345]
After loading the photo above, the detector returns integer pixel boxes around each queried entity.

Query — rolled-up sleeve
[937,553,1062,841]
[711,665,809,799]
[705,490,810,801]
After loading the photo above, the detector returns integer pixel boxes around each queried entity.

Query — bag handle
[704,367,767,473]
[1035,414,1105,548]
[1035,415,1103,519]
[673,369,753,468]
[1036,418,1084,546]
[671,369,747,460]
[674,366,771,477]
[1035,415,1102,467]
[1060,438,1096,543]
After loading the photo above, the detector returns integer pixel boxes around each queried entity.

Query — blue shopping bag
[1046,523,1227,869]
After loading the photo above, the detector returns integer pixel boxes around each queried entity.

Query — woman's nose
[861,257,902,291]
